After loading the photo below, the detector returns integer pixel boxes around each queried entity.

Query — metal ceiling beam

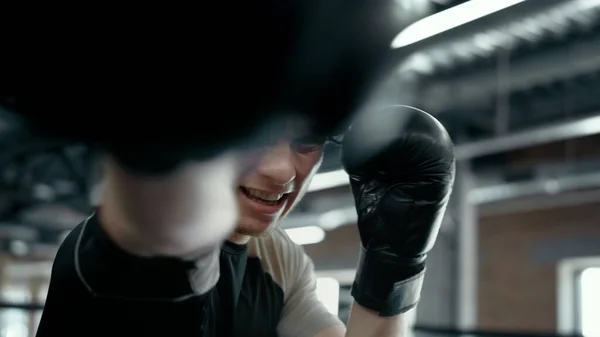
[421,35,600,111]
[479,188,600,216]
[395,0,570,56]
[0,224,38,241]
[468,171,600,205]
[454,112,600,159]
[401,0,599,75]
[293,170,600,229]
[309,112,600,192]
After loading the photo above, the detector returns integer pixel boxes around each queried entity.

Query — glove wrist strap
[351,246,425,317]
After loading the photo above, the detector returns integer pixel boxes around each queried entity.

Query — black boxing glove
[341,105,455,316]
[2,0,424,176]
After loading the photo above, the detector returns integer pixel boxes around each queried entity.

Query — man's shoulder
[247,227,300,259]
[52,219,85,277]
[255,227,294,243]
[246,227,312,290]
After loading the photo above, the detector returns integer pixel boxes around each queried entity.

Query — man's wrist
[351,247,426,317]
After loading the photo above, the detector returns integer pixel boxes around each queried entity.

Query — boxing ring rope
[0,300,585,337]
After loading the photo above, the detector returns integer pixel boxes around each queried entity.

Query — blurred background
[1,0,600,336]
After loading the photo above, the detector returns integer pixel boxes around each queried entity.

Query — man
[36,106,455,337]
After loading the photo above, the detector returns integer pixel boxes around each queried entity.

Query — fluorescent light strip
[307,169,350,192]
[284,226,326,245]
[391,0,526,48]
[309,169,348,192]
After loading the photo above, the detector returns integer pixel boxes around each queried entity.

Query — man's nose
[256,142,296,187]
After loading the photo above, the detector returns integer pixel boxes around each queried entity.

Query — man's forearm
[99,153,239,258]
[345,302,410,337]
[314,302,410,337]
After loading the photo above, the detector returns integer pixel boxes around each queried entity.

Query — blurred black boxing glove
[341,105,455,316]
[1,1,426,176]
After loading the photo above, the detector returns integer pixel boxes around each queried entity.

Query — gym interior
[1,0,600,336]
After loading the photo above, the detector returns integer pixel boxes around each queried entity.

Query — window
[0,314,28,337]
[579,267,600,337]
[0,284,31,337]
[316,277,340,316]
[558,257,600,337]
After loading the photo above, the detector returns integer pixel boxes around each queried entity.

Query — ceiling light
[285,226,326,245]
[392,0,526,48]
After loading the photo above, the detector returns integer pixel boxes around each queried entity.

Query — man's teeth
[246,188,283,201]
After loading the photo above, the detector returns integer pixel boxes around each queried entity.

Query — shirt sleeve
[274,230,345,337]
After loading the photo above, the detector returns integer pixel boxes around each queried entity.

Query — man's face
[236,135,326,236]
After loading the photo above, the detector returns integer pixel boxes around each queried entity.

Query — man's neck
[228,232,251,244]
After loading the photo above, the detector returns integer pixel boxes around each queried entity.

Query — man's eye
[291,136,327,153]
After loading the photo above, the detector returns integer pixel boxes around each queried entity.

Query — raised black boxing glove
[341,105,455,316]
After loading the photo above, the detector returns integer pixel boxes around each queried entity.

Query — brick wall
[478,201,600,332]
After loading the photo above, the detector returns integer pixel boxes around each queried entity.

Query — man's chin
[235,223,277,238]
